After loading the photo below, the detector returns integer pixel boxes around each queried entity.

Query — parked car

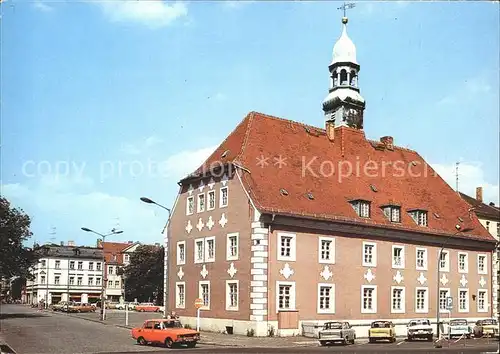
[71,302,96,313]
[473,319,499,338]
[115,302,127,310]
[135,303,160,312]
[368,320,396,343]
[318,321,356,346]
[407,319,433,341]
[127,302,140,310]
[448,319,472,338]
[131,319,200,348]
[52,301,69,311]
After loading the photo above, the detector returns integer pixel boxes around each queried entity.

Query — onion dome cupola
[323,16,365,130]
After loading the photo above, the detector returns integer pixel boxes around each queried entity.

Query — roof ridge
[250,111,323,132]
[367,138,417,153]
[235,112,256,162]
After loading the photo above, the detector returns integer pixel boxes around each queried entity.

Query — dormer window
[351,200,370,218]
[409,210,428,227]
[383,205,401,223]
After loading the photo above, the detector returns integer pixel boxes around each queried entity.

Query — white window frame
[317,283,335,314]
[458,252,468,273]
[197,193,205,213]
[415,287,429,313]
[276,281,296,312]
[392,245,405,269]
[390,286,405,314]
[352,200,370,218]
[194,238,205,264]
[361,285,377,314]
[219,186,228,208]
[186,196,194,215]
[439,250,450,272]
[458,288,469,313]
[207,190,216,211]
[175,281,186,309]
[277,232,296,262]
[318,237,335,264]
[362,242,377,267]
[204,236,216,263]
[225,280,239,311]
[439,288,450,313]
[198,280,210,310]
[477,254,487,274]
[477,289,488,312]
[176,241,186,265]
[226,232,239,261]
[415,247,427,270]
[410,210,428,226]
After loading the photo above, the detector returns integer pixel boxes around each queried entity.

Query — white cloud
[121,135,164,155]
[94,0,188,28]
[223,1,255,9]
[431,161,499,205]
[437,76,494,106]
[162,145,217,178]
[33,0,53,12]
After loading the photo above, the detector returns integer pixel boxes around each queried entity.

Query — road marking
[396,340,406,345]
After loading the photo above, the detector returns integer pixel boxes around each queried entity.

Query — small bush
[246,328,255,337]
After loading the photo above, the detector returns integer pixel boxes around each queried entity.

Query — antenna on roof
[337,2,356,18]
[455,162,460,192]
[49,226,57,244]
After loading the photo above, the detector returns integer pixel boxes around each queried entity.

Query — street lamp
[435,226,474,340]
[81,227,123,321]
[140,197,171,318]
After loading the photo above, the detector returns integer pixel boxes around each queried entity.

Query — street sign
[194,298,204,309]
[446,296,453,310]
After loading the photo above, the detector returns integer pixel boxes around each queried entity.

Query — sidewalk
[46,310,319,348]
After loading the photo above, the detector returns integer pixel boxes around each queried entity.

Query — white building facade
[26,243,103,305]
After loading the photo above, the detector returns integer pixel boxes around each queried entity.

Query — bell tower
[323,4,365,130]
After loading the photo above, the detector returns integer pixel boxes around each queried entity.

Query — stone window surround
[415,247,428,271]
[226,232,239,261]
[277,232,296,262]
[197,193,205,213]
[317,283,335,314]
[276,281,296,313]
[362,241,377,267]
[439,250,450,272]
[186,196,194,215]
[477,289,488,312]
[176,281,186,309]
[458,288,469,313]
[207,190,216,211]
[225,280,239,311]
[194,238,205,264]
[457,252,468,273]
[415,286,429,313]
[439,287,450,314]
[391,286,405,314]
[392,245,405,269]
[318,237,336,264]
[219,186,229,208]
[198,280,210,310]
[176,241,186,266]
[477,254,487,275]
[204,236,216,263]
[361,285,377,314]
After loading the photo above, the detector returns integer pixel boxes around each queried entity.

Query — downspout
[267,214,275,335]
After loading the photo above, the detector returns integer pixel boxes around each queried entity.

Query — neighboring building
[460,187,500,318]
[165,15,497,337]
[26,242,103,305]
[97,240,140,302]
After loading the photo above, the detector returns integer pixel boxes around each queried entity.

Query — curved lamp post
[81,227,123,320]
[435,226,474,340]
[140,197,171,318]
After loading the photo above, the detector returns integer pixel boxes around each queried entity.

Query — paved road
[0,305,211,353]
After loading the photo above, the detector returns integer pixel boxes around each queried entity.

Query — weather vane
[338,2,356,18]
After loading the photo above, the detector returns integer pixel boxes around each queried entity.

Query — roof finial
[337,2,356,22]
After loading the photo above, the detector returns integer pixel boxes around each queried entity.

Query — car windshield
[163,320,183,329]
[325,322,343,329]
[482,319,498,325]
[409,320,430,326]
[450,320,467,325]
[371,321,390,328]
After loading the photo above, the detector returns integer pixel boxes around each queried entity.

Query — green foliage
[124,244,164,305]
[0,197,38,279]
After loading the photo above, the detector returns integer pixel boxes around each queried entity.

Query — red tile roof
[99,241,131,264]
[460,192,500,221]
[185,112,495,243]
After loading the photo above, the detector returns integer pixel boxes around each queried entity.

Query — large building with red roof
[166,15,497,337]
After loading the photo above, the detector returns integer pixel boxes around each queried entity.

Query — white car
[448,319,472,338]
[407,319,433,341]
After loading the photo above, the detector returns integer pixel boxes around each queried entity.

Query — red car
[135,302,160,312]
[132,319,200,348]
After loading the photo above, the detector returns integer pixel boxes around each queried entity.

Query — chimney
[476,186,483,202]
[326,121,335,142]
[67,240,75,247]
[380,136,394,151]
[489,202,495,207]
[128,241,133,244]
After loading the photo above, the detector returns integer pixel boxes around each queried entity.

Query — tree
[124,245,164,305]
[0,197,38,279]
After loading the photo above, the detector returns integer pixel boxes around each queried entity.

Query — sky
[1,0,499,247]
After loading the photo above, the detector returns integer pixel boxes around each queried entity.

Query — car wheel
[350,337,355,344]
[186,342,196,348]
[164,337,173,349]
[319,341,328,346]
[137,337,146,345]
[427,335,433,342]
[407,336,412,342]
[368,338,374,343]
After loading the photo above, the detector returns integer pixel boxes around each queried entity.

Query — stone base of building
[178,315,492,338]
